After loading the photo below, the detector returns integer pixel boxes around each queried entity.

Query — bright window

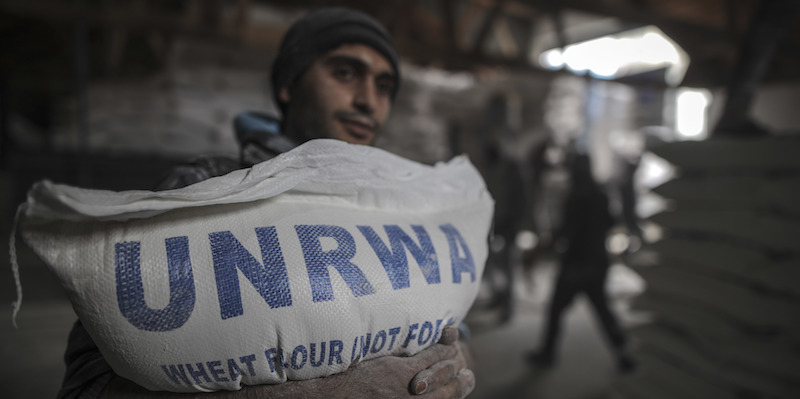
[675,88,712,139]
[538,26,689,86]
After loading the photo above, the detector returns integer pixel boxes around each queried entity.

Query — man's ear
[279,87,291,103]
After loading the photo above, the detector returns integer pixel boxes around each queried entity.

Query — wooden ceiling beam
[0,0,250,43]
[441,0,460,51]
[516,12,538,62]
[456,2,485,49]
[493,17,519,58]
[725,0,741,34]
[471,0,507,54]
[551,7,567,50]
[469,0,539,20]
[518,0,739,45]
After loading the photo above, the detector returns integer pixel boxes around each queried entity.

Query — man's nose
[353,78,377,115]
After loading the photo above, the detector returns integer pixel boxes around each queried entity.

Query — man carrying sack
[51,7,481,399]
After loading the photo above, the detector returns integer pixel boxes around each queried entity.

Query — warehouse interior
[1,1,800,398]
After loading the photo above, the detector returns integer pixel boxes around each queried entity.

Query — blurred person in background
[526,153,635,373]
[59,7,474,399]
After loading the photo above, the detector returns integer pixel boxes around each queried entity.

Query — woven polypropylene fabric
[19,139,494,392]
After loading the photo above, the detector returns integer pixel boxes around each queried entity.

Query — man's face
[281,44,396,146]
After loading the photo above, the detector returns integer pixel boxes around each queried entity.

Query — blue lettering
[116,237,195,332]
[209,228,292,320]
[360,333,372,358]
[310,342,326,367]
[439,224,476,283]
[351,336,360,362]
[279,349,290,369]
[207,361,228,382]
[161,364,191,385]
[295,225,375,302]
[358,225,441,290]
[291,345,308,370]
[371,330,387,353]
[265,348,278,373]
[403,323,419,348]
[433,319,444,343]
[240,354,256,376]
[387,327,401,350]
[329,340,344,365]
[418,321,434,345]
[186,362,212,384]
[228,358,243,379]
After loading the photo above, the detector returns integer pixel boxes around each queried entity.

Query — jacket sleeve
[57,321,115,399]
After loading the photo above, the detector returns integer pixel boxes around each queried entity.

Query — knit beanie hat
[270,7,400,116]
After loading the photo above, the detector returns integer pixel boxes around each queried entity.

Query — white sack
[16,139,494,392]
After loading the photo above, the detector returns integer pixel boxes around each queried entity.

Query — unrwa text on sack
[115,223,477,332]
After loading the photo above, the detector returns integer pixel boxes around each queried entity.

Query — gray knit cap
[270,7,400,116]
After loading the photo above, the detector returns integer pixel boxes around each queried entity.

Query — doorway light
[538,26,689,86]
[675,88,712,139]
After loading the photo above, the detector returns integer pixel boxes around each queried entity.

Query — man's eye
[333,66,356,81]
[376,80,395,95]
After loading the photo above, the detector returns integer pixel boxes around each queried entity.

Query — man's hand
[100,327,474,398]
[319,326,474,398]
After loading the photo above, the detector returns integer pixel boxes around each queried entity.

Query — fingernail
[415,380,428,394]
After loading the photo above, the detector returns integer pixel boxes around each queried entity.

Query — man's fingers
[406,344,459,395]
[406,328,465,396]
[410,359,462,394]
[418,369,475,399]
[438,327,459,345]
[408,343,458,370]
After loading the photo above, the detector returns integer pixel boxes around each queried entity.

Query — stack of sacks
[12,139,494,393]
[612,137,800,398]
